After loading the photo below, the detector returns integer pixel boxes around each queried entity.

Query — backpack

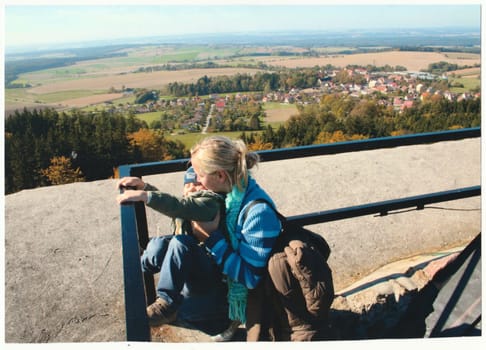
[243,199,335,341]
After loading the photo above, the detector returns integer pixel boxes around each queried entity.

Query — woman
[190,136,282,340]
[118,135,281,340]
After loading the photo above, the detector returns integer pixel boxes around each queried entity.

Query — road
[201,103,215,134]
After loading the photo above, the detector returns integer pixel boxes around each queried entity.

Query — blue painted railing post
[118,165,151,341]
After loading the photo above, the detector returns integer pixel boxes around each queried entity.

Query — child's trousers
[141,234,229,322]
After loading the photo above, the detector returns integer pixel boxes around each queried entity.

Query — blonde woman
[190,136,282,341]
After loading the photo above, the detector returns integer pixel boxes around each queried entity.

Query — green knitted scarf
[225,183,248,324]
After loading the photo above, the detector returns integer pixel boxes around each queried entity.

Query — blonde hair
[190,136,259,191]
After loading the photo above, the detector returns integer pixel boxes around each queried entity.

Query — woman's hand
[116,176,145,190]
[116,190,148,204]
[191,211,221,242]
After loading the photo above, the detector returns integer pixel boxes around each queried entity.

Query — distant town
[106,66,480,134]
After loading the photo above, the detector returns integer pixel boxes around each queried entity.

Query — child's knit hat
[183,166,198,184]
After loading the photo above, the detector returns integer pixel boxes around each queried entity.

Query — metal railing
[118,127,480,341]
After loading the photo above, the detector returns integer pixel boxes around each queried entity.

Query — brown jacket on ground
[245,237,335,341]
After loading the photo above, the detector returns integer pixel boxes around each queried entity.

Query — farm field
[445,67,481,93]
[55,93,125,108]
[5,67,262,113]
[249,51,480,72]
[25,67,264,94]
[166,130,247,150]
[5,48,481,114]
[264,102,299,123]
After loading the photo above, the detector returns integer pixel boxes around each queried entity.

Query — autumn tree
[247,136,274,151]
[40,156,85,185]
[128,128,187,162]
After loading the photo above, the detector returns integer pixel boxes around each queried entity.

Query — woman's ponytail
[233,139,260,191]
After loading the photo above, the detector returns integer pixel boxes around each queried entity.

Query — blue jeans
[140,235,229,322]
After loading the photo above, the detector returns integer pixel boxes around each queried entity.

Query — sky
[2,1,482,49]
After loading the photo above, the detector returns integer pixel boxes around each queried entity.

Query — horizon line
[5,25,481,53]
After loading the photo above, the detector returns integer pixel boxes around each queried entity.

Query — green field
[5,88,34,104]
[263,102,292,110]
[447,67,480,93]
[449,77,481,93]
[50,67,88,75]
[112,95,136,105]
[12,45,244,87]
[136,111,163,125]
[44,90,109,103]
[5,88,114,106]
[166,131,255,150]
[453,80,480,93]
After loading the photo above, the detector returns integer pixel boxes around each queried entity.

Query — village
[105,66,480,133]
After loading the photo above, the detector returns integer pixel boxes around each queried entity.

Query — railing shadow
[337,251,462,298]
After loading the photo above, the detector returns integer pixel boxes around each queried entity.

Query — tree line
[134,61,271,74]
[167,71,319,97]
[5,109,187,194]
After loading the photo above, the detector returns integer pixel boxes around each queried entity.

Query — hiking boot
[146,298,178,326]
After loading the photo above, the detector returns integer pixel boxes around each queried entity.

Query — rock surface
[3,138,480,343]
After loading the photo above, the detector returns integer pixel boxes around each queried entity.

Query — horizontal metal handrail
[286,186,481,227]
[118,127,480,341]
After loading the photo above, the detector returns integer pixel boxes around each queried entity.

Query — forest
[4,94,480,194]
[4,110,187,194]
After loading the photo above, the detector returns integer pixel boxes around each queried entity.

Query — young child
[117,167,241,341]
[141,166,225,236]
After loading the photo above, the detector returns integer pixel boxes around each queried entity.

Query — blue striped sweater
[204,177,281,289]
